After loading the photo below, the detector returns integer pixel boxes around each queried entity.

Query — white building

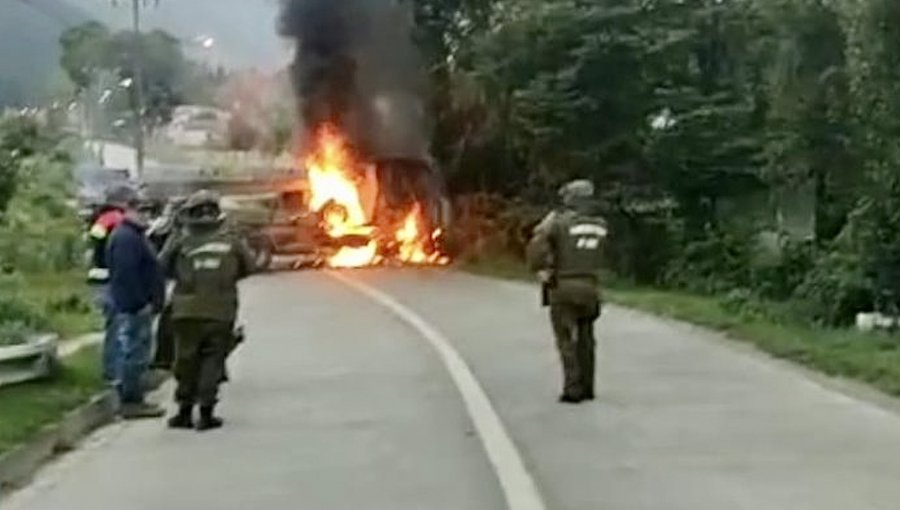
[164,105,230,148]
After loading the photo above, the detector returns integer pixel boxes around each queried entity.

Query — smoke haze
[278,0,429,159]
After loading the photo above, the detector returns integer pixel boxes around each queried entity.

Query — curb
[0,390,117,495]
[0,370,171,498]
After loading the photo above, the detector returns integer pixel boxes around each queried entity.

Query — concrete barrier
[0,335,59,389]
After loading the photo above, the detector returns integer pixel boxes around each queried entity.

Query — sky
[67,0,291,70]
[0,0,291,106]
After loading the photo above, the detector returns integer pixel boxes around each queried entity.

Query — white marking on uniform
[187,242,232,257]
[331,272,547,510]
[569,224,607,237]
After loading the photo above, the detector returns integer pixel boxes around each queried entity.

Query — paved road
[5,270,900,510]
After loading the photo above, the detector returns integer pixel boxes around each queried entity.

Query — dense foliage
[0,117,86,344]
[413,0,900,326]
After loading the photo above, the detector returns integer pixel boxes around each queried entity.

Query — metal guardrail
[0,335,59,388]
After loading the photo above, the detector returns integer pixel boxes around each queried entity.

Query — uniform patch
[569,224,608,237]
[193,258,223,270]
[187,242,233,257]
[575,237,600,250]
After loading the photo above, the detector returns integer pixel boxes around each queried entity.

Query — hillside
[0,0,89,106]
[0,0,289,106]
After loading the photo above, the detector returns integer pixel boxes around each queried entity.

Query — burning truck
[301,124,449,267]
[228,125,449,269]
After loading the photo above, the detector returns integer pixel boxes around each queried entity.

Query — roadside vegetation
[0,347,104,457]
[0,117,97,345]
[0,116,102,460]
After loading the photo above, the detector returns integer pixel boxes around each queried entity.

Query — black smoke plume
[279,0,429,159]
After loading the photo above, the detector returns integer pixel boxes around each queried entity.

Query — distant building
[164,105,230,148]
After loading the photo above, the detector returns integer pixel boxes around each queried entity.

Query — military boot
[167,404,194,429]
[558,394,584,404]
[196,406,224,432]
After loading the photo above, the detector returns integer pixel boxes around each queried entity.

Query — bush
[0,155,83,272]
[793,250,873,326]
[749,237,815,300]
[605,209,679,284]
[449,194,544,263]
[0,321,35,346]
[0,273,50,332]
[0,294,50,341]
[46,292,92,315]
[664,229,755,293]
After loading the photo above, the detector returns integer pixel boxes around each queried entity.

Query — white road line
[331,272,547,510]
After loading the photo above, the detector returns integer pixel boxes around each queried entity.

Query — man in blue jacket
[107,187,166,419]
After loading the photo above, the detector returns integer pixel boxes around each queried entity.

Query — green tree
[0,117,61,212]
[59,21,112,92]
[60,22,220,133]
[761,0,853,241]
[106,29,188,127]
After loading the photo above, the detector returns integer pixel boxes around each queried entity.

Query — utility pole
[130,0,146,179]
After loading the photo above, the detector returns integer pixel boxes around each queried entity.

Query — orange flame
[305,125,377,267]
[303,124,449,268]
[396,205,450,265]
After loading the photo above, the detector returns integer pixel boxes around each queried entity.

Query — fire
[396,205,450,265]
[303,124,448,268]
[305,126,379,267]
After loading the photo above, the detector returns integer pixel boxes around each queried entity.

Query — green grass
[464,258,900,397]
[0,347,105,456]
[20,271,101,339]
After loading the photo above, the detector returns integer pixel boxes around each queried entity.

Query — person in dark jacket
[107,188,167,419]
[88,186,128,382]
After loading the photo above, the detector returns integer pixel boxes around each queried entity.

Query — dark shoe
[196,406,224,431]
[558,394,584,404]
[121,402,166,420]
[167,405,194,429]
[583,390,595,401]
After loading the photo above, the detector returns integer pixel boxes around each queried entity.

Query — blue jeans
[93,285,119,382]
[115,308,153,404]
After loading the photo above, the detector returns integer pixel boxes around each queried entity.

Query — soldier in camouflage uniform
[159,190,255,431]
[527,180,608,403]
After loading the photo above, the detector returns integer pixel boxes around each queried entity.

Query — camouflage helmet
[185,189,221,210]
[183,189,223,226]
[105,184,139,208]
[559,179,595,207]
